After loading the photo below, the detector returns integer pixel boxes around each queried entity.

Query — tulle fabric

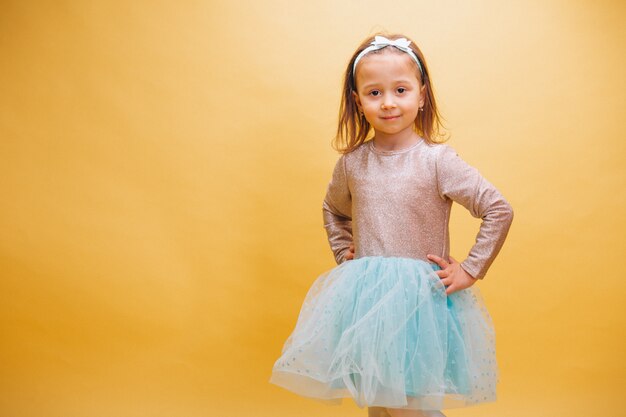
[269,256,498,410]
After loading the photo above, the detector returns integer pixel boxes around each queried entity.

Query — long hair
[333,33,448,154]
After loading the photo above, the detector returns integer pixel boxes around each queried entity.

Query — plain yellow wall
[1,1,624,416]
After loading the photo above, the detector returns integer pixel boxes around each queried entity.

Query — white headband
[352,36,425,79]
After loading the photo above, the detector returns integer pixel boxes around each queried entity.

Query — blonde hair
[333,33,448,154]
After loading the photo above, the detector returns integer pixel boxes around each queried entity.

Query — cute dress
[269,138,514,411]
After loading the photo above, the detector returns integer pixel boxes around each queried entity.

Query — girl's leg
[385,408,423,417]
[385,408,446,417]
[368,407,392,417]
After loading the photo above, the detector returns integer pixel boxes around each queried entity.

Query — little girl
[269,33,514,417]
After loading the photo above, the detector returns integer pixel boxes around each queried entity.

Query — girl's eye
[397,87,406,93]
[370,90,381,97]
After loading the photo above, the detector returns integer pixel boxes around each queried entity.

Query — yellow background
[1,1,624,416]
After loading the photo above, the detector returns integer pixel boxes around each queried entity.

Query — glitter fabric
[322,138,514,280]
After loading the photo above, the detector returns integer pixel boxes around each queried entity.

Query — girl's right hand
[344,243,355,260]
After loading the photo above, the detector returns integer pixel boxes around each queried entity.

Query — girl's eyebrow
[360,79,415,90]
[360,83,380,90]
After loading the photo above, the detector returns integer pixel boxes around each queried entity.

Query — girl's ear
[352,90,362,113]
[419,84,426,108]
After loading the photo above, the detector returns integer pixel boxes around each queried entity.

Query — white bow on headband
[352,36,425,78]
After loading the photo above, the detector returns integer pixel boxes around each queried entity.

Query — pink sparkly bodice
[322,138,514,280]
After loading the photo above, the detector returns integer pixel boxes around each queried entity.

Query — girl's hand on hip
[344,243,355,260]
[426,254,478,295]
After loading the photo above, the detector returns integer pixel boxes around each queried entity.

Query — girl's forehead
[355,52,420,85]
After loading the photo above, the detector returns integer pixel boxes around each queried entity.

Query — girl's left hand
[426,254,478,295]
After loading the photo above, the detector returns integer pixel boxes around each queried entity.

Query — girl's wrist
[460,264,477,280]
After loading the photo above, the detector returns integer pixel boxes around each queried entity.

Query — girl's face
[352,51,426,139]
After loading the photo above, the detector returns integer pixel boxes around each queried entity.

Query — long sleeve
[435,145,514,280]
[322,155,353,264]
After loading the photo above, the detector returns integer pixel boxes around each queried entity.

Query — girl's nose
[381,97,397,109]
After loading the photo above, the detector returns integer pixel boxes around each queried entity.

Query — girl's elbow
[488,201,514,227]
[504,203,514,226]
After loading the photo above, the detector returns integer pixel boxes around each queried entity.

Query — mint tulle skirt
[269,256,498,410]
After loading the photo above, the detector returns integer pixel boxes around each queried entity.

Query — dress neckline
[368,138,424,155]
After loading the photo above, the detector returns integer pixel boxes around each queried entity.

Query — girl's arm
[435,145,514,280]
[322,155,353,264]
